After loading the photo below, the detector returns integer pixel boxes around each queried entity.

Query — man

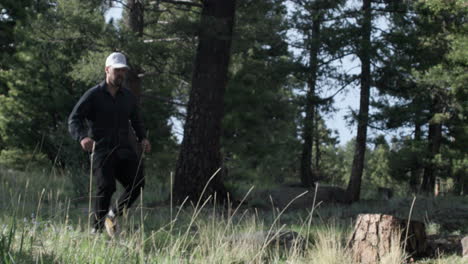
[68,52,151,236]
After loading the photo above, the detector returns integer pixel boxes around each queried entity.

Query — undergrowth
[0,167,466,263]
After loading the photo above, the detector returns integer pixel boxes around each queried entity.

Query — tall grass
[0,167,465,263]
[307,224,351,264]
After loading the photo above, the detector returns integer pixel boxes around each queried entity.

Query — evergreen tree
[372,0,467,194]
[291,0,350,187]
[0,0,37,71]
[346,0,373,202]
[174,0,236,203]
[0,0,184,172]
[416,0,467,194]
[0,0,108,166]
[222,0,300,185]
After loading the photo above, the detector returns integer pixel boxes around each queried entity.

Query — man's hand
[80,137,95,152]
[141,139,151,153]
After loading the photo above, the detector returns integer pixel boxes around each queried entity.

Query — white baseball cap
[105,52,129,69]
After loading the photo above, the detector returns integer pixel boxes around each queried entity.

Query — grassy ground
[0,167,467,263]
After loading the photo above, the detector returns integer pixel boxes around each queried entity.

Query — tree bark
[300,13,322,187]
[173,0,236,204]
[421,122,442,193]
[125,0,145,155]
[346,0,372,203]
[421,97,443,193]
[127,0,144,37]
[126,65,144,155]
[349,214,427,264]
[454,163,468,195]
[314,111,321,171]
[409,121,422,193]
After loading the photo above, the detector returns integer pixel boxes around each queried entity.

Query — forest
[0,0,467,263]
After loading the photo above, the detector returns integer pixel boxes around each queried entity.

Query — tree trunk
[300,14,322,187]
[127,0,144,37]
[409,121,422,193]
[346,0,372,203]
[454,164,468,196]
[421,121,442,193]
[314,109,321,170]
[349,214,427,264]
[421,97,443,194]
[174,0,236,204]
[126,66,144,155]
[125,0,145,155]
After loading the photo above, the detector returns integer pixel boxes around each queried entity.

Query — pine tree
[372,0,467,194]
[173,0,236,203]
[291,0,349,187]
[0,0,107,166]
[346,0,373,202]
[222,0,300,185]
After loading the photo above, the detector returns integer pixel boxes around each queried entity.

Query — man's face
[106,66,128,88]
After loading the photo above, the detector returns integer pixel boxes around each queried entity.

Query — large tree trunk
[421,122,442,193]
[127,0,144,37]
[421,97,443,193]
[126,65,144,155]
[300,14,322,187]
[349,214,427,264]
[346,0,372,203]
[125,0,145,155]
[174,0,236,203]
[125,0,145,98]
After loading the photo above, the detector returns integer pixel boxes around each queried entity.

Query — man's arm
[129,102,146,141]
[68,90,93,145]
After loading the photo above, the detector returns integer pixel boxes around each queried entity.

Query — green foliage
[0,0,108,166]
[0,0,465,200]
[0,0,41,70]
[388,138,425,181]
[371,0,467,193]
[222,0,300,185]
[415,0,467,190]
[422,0,467,13]
[0,148,49,170]
[318,136,413,198]
[366,143,393,188]
[69,51,108,86]
[0,0,180,175]
[316,136,351,187]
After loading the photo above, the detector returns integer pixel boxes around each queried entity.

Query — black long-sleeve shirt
[68,81,146,162]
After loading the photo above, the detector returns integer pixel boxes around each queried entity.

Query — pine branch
[319,75,359,103]
[318,51,355,67]
[156,0,202,8]
[143,37,185,43]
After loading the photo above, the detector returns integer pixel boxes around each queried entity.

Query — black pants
[92,149,144,229]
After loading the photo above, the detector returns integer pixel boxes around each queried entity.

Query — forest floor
[1,167,467,263]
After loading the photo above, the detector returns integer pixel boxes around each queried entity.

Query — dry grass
[0,167,466,263]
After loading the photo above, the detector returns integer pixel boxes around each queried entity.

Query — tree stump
[348,214,427,264]
[462,236,468,258]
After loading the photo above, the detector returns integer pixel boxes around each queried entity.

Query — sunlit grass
[0,166,466,263]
